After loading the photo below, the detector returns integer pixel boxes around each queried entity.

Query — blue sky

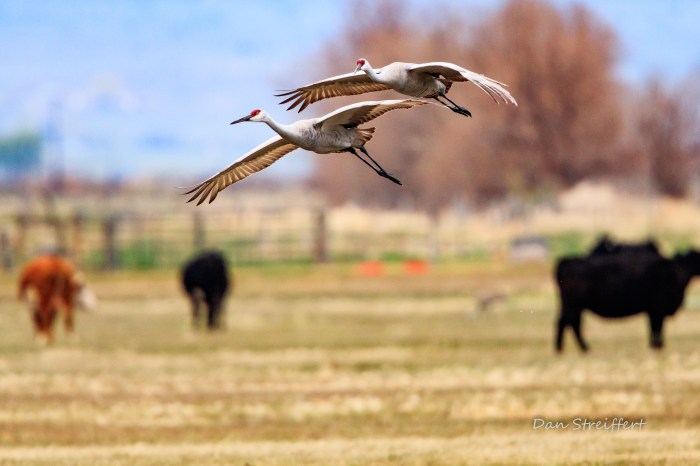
[1,0,699,181]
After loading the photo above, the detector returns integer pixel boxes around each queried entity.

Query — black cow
[181,251,231,330]
[555,249,700,352]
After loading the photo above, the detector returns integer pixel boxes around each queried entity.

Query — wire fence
[0,192,508,271]
[2,207,497,271]
[3,183,697,272]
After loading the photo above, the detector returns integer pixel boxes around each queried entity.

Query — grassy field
[1,261,700,465]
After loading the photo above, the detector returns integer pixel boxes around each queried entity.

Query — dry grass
[1,261,700,464]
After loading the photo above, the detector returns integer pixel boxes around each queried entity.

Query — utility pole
[44,99,65,193]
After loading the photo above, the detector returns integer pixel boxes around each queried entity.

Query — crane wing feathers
[409,62,472,80]
[276,72,392,112]
[318,99,428,129]
[409,62,517,106]
[184,136,298,205]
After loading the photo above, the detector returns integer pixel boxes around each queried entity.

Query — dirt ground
[1,262,700,465]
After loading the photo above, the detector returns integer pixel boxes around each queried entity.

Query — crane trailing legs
[345,146,402,185]
[432,93,472,118]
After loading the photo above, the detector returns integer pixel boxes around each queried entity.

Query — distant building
[509,235,550,263]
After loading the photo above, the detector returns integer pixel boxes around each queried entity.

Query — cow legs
[63,307,75,336]
[34,304,56,345]
[189,288,205,329]
[206,293,224,330]
[190,288,225,331]
[32,308,47,344]
[648,314,665,349]
[555,316,567,353]
[33,294,57,345]
[190,298,202,329]
[206,301,216,330]
[62,310,78,343]
[570,313,588,352]
[556,308,588,353]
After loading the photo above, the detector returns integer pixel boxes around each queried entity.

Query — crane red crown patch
[250,109,261,116]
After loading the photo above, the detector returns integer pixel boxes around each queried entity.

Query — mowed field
[1,261,700,465]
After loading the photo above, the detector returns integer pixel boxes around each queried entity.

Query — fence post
[193,211,205,251]
[71,210,85,263]
[428,213,440,262]
[46,213,68,254]
[41,191,67,253]
[313,208,328,263]
[14,212,29,263]
[102,215,119,270]
[0,229,12,272]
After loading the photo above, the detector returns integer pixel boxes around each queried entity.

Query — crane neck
[363,66,384,83]
[262,116,294,141]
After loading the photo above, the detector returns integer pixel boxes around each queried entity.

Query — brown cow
[18,255,96,344]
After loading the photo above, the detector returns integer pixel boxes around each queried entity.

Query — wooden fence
[1,204,486,271]
[7,182,678,271]
[3,182,699,272]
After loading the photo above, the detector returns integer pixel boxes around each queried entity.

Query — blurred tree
[311,0,626,211]
[0,132,42,177]
[471,0,623,194]
[626,77,700,197]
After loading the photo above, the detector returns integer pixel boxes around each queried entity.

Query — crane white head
[231,109,268,125]
[354,58,371,74]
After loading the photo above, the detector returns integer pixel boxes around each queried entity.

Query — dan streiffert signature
[533,417,646,432]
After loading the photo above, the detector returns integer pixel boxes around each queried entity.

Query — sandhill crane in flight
[277,59,517,117]
[184,99,428,205]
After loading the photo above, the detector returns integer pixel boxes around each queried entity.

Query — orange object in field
[357,261,385,277]
[404,259,429,275]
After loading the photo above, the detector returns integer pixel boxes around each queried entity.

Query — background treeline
[308,0,700,212]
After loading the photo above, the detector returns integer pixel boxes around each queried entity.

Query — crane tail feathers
[358,127,376,145]
[460,70,518,106]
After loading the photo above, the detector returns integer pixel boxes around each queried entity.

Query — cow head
[72,271,97,312]
[675,249,700,276]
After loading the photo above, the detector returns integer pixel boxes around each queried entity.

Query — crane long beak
[353,64,362,75]
[230,115,252,125]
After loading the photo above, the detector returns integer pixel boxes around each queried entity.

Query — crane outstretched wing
[409,62,517,105]
[276,71,393,112]
[317,99,428,129]
[184,136,298,205]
